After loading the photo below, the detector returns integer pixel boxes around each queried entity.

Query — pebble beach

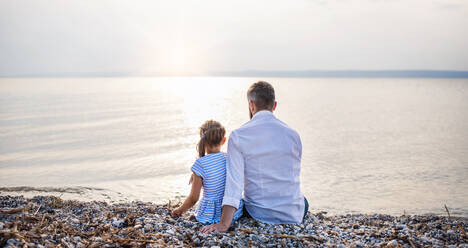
[0,195,466,247]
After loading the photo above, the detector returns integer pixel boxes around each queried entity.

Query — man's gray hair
[247,81,275,110]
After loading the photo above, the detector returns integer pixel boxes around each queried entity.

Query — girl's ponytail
[197,134,206,158]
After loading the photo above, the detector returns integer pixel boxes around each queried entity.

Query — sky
[0,0,468,76]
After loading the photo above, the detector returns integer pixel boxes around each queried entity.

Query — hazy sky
[1,0,467,76]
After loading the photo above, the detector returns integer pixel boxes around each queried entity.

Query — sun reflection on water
[160,77,252,133]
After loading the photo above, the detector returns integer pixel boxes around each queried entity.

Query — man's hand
[200,205,237,234]
[200,223,229,233]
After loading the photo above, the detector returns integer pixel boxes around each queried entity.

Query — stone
[6,239,21,246]
[144,224,153,231]
[112,219,125,228]
[396,224,408,230]
[353,241,363,248]
[421,236,430,243]
[386,239,398,247]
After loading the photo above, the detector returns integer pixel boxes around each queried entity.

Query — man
[201,81,307,234]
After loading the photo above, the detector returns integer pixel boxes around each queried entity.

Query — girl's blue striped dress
[191,152,243,225]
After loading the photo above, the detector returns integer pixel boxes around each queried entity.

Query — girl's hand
[172,207,183,217]
[173,173,202,218]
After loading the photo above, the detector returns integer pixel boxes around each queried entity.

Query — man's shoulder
[231,119,255,134]
[233,116,300,138]
[276,118,300,135]
[269,115,299,134]
[227,122,252,146]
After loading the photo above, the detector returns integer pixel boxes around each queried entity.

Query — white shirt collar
[251,110,274,120]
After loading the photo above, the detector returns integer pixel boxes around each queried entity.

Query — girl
[172,120,243,225]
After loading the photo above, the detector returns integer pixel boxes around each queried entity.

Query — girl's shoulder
[220,152,227,158]
[196,152,227,165]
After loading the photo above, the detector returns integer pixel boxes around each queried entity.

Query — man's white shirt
[222,110,305,224]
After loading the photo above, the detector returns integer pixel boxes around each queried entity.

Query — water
[1,77,467,217]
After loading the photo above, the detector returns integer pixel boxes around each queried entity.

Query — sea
[0,77,467,217]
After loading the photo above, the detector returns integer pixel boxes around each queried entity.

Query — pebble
[144,224,152,231]
[386,239,398,247]
[6,239,21,246]
[353,241,363,248]
[112,219,125,228]
[421,236,430,243]
[0,195,466,247]
[396,224,408,230]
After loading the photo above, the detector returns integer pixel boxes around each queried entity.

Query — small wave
[0,186,105,194]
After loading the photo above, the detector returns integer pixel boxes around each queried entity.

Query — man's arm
[200,205,236,233]
[200,132,245,233]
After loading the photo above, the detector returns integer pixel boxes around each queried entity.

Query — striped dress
[191,152,243,225]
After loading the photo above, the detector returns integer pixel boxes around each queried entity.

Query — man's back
[222,110,305,224]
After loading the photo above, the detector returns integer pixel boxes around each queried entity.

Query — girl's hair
[197,120,226,158]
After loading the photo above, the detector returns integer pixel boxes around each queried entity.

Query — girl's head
[197,120,226,157]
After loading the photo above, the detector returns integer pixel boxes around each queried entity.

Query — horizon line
[2,69,468,78]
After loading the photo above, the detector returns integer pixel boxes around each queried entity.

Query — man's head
[247,81,277,118]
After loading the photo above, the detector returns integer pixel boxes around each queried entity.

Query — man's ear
[272,101,277,111]
[222,137,226,145]
[249,100,255,112]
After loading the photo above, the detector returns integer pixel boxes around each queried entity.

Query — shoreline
[0,195,466,247]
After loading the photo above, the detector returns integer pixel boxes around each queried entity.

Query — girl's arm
[172,173,203,216]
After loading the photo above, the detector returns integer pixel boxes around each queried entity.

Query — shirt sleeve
[222,131,244,209]
[191,159,204,179]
